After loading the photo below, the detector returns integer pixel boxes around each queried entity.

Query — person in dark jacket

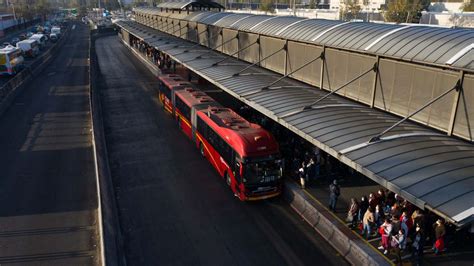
[374,204,385,228]
[329,179,340,212]
[358,196,369,222]
[411,224,424,266]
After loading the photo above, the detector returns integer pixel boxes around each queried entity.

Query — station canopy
[156,0,224,11]
[133,9,474,71]
[116,20,474,227]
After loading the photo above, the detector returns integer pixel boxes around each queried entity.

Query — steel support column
[448,70,464,136]
[370,56,380,108]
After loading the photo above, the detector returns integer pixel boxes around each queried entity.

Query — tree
[309,0,316,9]
[340,0,362,21]
[463,1,474,11]
[13,0,36,21]
[260,0,275,13]
[383,0,423,23]
[34,0,52,21]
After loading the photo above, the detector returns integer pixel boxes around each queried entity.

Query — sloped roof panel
[280,19,340,41]
[249,16,302,36]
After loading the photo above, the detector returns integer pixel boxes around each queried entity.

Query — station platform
[122,36,474,266]
[299,174,474,266]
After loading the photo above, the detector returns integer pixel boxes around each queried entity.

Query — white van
[29,34,47,49]
[0,45,24,75]
[51,26,61,37]
[16,39,40,57]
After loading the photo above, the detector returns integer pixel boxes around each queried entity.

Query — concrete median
[89,28,126,266]
[283,181,392,266]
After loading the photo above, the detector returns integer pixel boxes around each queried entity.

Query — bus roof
[198,107,279,157]
[175,87,217,108]
[159,74,191,88]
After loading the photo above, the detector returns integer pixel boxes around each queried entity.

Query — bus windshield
[243,157,282,184]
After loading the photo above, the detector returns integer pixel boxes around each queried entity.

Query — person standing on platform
[433,219,446,255]
[379,219,393,255]
[362,207,375,239]
[299,163,306,189]
[411,224,424,266]
[348,198,359,229]
[329,179,340,212]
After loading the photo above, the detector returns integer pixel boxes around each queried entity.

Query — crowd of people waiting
[130,36,176,71]
[347,189,450,264]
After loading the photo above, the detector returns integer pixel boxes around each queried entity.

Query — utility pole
[293,0,296,16]
[6,0,17,22]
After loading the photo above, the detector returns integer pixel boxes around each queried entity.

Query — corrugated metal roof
[118,20,474,226]
[134,8,474,71]
[156,0,224,10]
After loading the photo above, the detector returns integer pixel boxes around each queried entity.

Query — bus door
[190,105,199,141]
[170,85,187,116]
[233,154,243,193]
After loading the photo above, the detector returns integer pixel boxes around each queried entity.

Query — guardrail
[0,24,71,116]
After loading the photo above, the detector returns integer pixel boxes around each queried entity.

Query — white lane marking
[72,25,76,30]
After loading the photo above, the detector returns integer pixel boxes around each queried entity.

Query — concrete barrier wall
[283,181,391,266]
[90,28,127,266]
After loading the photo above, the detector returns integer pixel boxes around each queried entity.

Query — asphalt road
[0,22,99,265]
[95,35,349,266]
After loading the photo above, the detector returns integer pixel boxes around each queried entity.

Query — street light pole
[293,0,296,16]
[7,0,17,22]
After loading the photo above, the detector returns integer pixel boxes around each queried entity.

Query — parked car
[10,38,20,46]
[19,34,27,41]
[16,39,40,57]
[29,34,47,49]
[51,26,61,38]
[49,33,58,43]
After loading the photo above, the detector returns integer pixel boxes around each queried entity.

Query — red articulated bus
[174,87,220,139]
[172,87,284,201]
[157,74,192,114]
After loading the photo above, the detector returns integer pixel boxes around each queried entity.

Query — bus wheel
[199,143,205,157]
[225,172,231,187]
